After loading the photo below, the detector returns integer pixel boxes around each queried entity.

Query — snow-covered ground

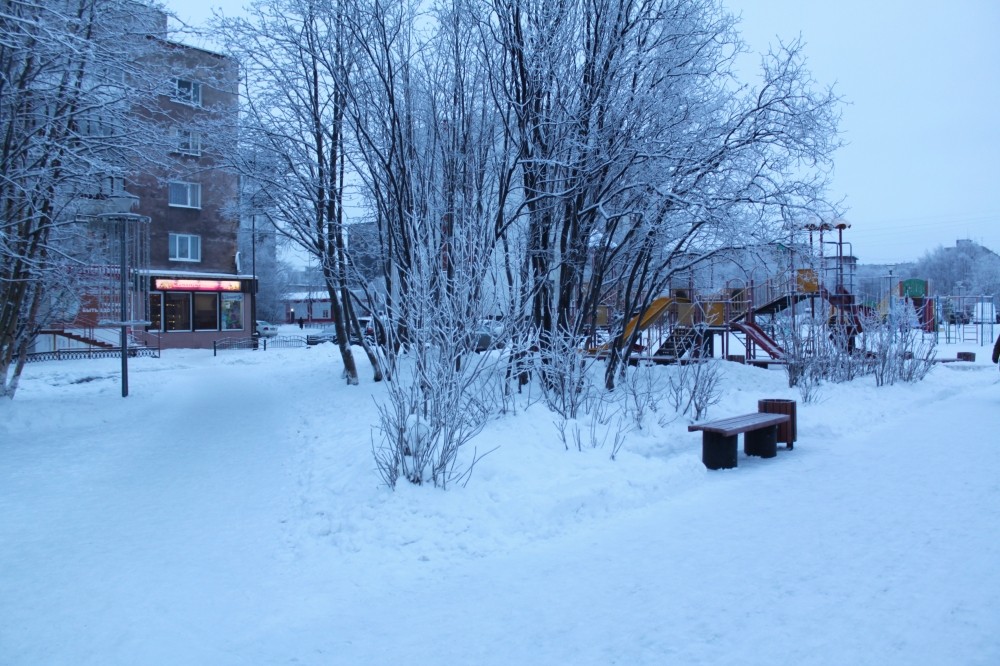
[2,330,999,665]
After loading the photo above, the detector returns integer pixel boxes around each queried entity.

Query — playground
[593,223,997,365]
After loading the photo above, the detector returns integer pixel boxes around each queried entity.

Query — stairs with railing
[653,327,701,360]
[43,329,117,349]
[28,327,160,363]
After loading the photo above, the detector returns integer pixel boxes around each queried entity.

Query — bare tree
[212,0,385,384]
[331,0,839,476]
[485,0,841,391]
[1,0,175,399]
[355,0,520,487]
[914,241,1000,299]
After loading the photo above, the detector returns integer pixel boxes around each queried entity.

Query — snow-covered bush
[372,244,505,488]
[866,300,937,387]
[777,315,826,403]
[663,357,723,421]
[619,360,668,430]
[373,348,499,489]
[538,329,601,421]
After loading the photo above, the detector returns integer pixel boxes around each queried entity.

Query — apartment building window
[80,174,125,200]
[174,130,202,156]
[168,233,201,262]
[173,78,202,106]
[168,181,201,208]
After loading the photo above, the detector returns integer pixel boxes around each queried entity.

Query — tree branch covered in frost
[777,300,938,398]
[211,0,380,384]
[1,0,187,399]
[484,0,842,390]
[372,250,507,488]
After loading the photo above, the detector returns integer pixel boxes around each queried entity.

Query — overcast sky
[168,0,1000,266]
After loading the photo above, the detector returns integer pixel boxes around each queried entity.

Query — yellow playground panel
[796,269,819,293]
[675,300,726,326]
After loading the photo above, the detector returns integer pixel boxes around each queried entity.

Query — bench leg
[744,425,778,458]
[702,432,738,469]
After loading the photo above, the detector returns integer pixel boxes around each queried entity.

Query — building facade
[132,31,253,349]
[23,1,252,358]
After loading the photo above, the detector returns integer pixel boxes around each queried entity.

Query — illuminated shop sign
[154,278,241,292]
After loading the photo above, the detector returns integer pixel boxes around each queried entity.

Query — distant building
[281,223,387,323]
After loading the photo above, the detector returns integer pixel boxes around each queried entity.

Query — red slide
[731,321,785,359]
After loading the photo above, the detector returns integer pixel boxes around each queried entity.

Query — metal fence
[268,335,308,349]
[213,335,307,355]
[25,346,160,363]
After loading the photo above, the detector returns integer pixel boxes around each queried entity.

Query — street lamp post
[119,215,129,397]
[251,212,257,337]
[96,212,150,398]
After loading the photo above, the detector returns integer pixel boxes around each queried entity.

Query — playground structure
[934,292,996,346]
[594,271,850,365]
[589,223,997,365]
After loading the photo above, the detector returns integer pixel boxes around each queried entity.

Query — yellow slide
[585,296,675,355]
[621,296,674,340]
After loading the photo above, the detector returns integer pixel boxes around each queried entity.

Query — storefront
[142,272,257,348]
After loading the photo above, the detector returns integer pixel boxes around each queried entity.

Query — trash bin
[758,398,796,450]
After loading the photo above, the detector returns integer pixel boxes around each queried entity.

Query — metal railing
[213,337,258,355]
[212,335,307,355]
[27,327,161,364]
[25,346,159,363]
[267,335,307,348]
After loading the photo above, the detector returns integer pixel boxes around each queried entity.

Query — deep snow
[2,331,999,665]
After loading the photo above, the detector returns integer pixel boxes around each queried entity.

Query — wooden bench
[688,413,790,469]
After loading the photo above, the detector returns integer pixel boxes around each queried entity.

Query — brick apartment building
[32,2,254,353]
[133,23,253,349]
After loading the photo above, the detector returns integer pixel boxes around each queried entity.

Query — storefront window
[164,292,191,331]
[194,293,218,330]
[149,293,162,331]
[221,293,243,331]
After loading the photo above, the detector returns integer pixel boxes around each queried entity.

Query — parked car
[358,315,388,345]
[306,327,338,345]
[255,320,279,337]
[471,329,493,352]
[472,319,504,352]
[306,324,365,346]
